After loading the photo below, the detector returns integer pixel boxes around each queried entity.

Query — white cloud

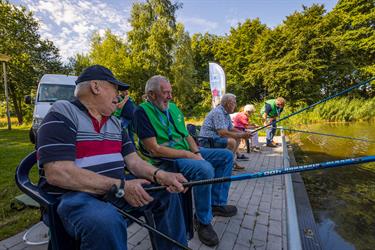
[16,0,132,61]
[179,16,218,32]
[226,18,245,28]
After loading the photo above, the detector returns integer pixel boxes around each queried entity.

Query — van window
[38,84,76,102]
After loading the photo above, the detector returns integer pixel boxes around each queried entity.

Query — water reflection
[289,122,375,250]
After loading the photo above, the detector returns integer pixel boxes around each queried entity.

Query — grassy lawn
[0,124,40,240]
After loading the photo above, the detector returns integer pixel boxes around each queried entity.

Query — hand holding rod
[251,78,375,135]
[144,156,375,192]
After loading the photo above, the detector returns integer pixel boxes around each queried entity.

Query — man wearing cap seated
[134,75,236,247]
[36,65,188,250]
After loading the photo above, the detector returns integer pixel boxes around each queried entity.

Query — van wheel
[29,128,36,144]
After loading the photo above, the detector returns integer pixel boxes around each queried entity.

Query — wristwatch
[115,178,125,198]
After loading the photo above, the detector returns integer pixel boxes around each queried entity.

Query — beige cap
[244,104,255,112]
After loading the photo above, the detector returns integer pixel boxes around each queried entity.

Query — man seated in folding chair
[36,65,188,250]
[199,94,252,170]
[134,75,236,247]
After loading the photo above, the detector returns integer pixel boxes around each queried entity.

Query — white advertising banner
[209,62,226,107]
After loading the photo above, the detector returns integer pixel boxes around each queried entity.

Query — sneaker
[196,221,219,246]
[266,143,277,148]
[236,154,249,161]
[234,162,245,170]
[212,205,238,217]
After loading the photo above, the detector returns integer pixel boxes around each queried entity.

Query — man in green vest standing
[134,75,236,247]
[260,97,286,147]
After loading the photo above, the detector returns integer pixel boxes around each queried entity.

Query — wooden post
[0,54,11,130]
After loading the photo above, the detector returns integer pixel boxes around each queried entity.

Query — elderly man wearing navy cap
[36,65,188,249]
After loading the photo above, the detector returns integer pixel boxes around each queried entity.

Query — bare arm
[217,128,251,139]
[44,161,120,195]
[142,137,201,160]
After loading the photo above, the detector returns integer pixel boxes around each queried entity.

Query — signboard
[209,62,226,107]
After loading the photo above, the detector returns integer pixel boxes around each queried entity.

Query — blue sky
[10,0,338,60]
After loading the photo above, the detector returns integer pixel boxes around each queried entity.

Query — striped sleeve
[37,111,77,165]
[121,129,136,157]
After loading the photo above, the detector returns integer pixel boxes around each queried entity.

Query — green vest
[140,101,190,151]
[260,99,278,117]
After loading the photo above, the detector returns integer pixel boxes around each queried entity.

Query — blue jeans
[57,190,187,250]
[266,120,277,144]
[171,147,233,225]
[199,137,228,148]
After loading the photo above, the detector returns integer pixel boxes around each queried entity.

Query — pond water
[288,122,375,250]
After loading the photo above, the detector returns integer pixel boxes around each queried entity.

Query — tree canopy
[2,0,374,121]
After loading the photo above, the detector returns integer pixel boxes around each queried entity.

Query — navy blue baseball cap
[76,65,129,90]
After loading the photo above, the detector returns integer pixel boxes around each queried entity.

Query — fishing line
[251,78,375,135]
[144,156,375,192]
[281,127,375,143]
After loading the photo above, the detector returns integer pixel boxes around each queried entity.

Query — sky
[9,0,338,61]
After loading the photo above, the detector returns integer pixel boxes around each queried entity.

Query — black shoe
[196,221,219,246]
[212,205,238,217]
[266,143,277,148]
[236,154,249,161]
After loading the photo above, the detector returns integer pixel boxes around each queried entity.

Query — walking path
[0,137,287,250]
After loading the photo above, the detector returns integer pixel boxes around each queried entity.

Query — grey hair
[74,81,91,98]
[145,75,170,95]
[221,93,236,106]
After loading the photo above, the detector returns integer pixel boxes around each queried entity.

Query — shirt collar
[218,105,229,115]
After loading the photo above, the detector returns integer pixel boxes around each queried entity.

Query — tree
[215,19,267,105]
[127,0,181,102]
[88,30,132,86]
[170,23,195,114]
[0,0,63,124]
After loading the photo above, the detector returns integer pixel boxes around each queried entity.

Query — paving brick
[269,208,282,221]
[266,235,282,250]
[246,204,258,216]
[213,221,227,239]
[256,212,269,226]
[259,201,271,213]
[242,215,256,229]
[217,232,237,250]
[250,239,266,250]
[127,228,148,245]
[252,224,268,242]
[271,199,283,209]
[268,220,282,237]
[249,195,261,206]
[236,228,253,247]
[226,219,242,234]
[233,243,253,250]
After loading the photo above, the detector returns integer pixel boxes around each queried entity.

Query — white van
[26,74,77,144]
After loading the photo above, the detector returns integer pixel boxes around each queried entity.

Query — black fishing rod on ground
[144,156,375,192]
[250,78,375,135]
[114,208,191,250]
[103,186,191,250]
[281,127,375,143]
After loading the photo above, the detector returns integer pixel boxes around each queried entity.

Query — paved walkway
[1,137,287,250]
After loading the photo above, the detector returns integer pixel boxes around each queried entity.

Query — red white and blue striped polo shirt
[37,99,135,196]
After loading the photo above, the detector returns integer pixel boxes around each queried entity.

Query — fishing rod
[281,127,375,143]
[251,78,375,135]
[115,208,191,250]
[144,155,375,192]
[103,186,191,250]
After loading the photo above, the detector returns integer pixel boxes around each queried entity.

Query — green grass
[0,124,39,240]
